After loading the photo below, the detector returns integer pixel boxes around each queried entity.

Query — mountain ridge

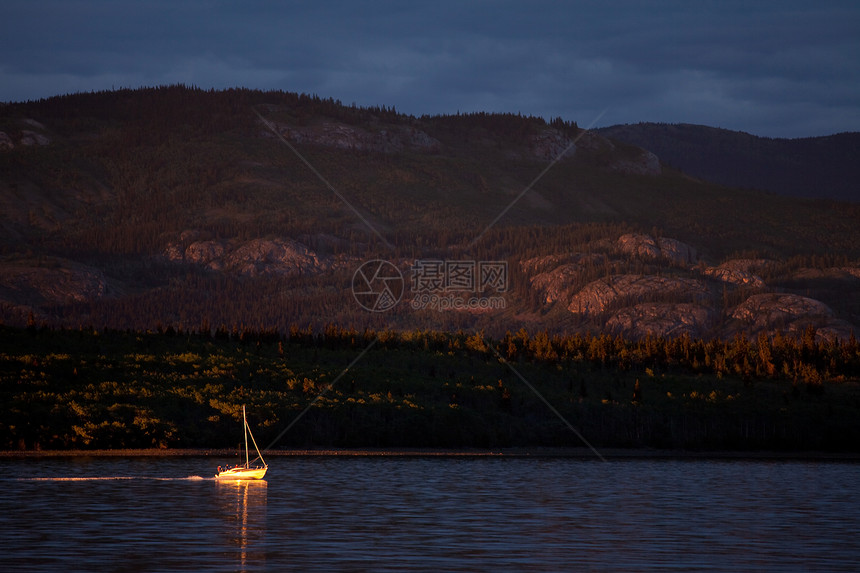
[596,122,860,201]
[1,86,859,339]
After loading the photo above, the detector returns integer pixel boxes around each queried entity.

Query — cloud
[2,0,859,137]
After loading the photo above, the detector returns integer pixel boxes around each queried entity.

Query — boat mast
[245,408,267,469]
[243,405,249,468]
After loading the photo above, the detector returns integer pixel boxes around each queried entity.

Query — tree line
[2,323,858,451]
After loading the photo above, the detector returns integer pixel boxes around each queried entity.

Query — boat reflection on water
[216,479,268,570]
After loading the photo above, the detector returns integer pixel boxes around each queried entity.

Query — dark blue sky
[2,1,858,137]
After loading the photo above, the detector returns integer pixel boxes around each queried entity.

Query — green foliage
[1,324,859,452]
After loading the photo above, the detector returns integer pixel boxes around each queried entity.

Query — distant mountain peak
[596,122,860,201]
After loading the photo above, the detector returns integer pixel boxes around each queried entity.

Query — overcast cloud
[2,1,858,137]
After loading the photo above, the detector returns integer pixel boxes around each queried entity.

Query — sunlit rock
[567,274,709,315]
[223,238,333,277]
[606,303,713,339]
[617,233,696,265]
[185,241,225,266]
[524,253,606,304]
[731,293,832,327]
[703,265,765,288]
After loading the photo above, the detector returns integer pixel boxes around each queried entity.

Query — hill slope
[1,86,859,339]
[597,123,860,201]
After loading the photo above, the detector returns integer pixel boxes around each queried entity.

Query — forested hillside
[1,85,859,340]
[3,325,859,451]
[597,122,860,201]
[3,86,860,452]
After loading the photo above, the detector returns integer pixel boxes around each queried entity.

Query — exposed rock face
[225,238,333,277]
[731,293,832,328]
[163,236,334,277]
[658,238,696,264]
[610,149,661,176]
[0,260,111,305]
[530,263,581,304]
[535,129,661,175]
[606,303,713,339]
[527,253,606,304]
[730,292,857,341]
[270,121,440,154]
[703,264,765,288]
[529,129,576,161]
[718,259,776,275]
[617,234,696,265]
[21,118,48,130]
[20,130,51,146]
[185,241,225,267]
[520,254,571,275]
[809,321,858,343]
[567,274,710,315]
[0,132,13,151]
[0,120,52,150]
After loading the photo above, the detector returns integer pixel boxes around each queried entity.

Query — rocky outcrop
[718,259,777,275]
[20,130,51,146]
[163,236,335,277]
[731,293,832,329]
[606,303,713,339]
[0,259,112,305]
[520,254,566,276]
[527,253,606,304]
[529,129,576,161]
[657,237,697,264]
[269,121,440,154]
[184,240,226,267]
[567,274,710,315]
[617,233,697,265]
[529,129,661,175]
[610,149,661,176]
[808,321,858,343]
[0,119,52,150]
[703,263,765,288]
[517,235,856,340]
[224,238,333,277]
[530,263,581,304]
[0,132,13,151]
[732,293,832,323]
[730,292,857,341]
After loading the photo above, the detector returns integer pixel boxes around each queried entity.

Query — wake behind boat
[215,405,267,480]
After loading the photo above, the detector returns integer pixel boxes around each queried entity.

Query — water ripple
[0,456,858,571]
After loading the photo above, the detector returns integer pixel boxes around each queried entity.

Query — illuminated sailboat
[215,405,268,480]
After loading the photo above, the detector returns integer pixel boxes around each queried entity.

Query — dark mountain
[596,123,860,201]
[1,86,859,339]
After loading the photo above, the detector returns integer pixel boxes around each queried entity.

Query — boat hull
[215,467,267,480]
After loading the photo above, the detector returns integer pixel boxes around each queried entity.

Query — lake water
[1,455,858,571]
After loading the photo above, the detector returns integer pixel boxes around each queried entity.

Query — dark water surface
[1,455,857,571]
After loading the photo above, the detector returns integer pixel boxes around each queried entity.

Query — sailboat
[215,405,268,480]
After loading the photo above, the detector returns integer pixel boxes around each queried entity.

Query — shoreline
[2,447,859,461]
